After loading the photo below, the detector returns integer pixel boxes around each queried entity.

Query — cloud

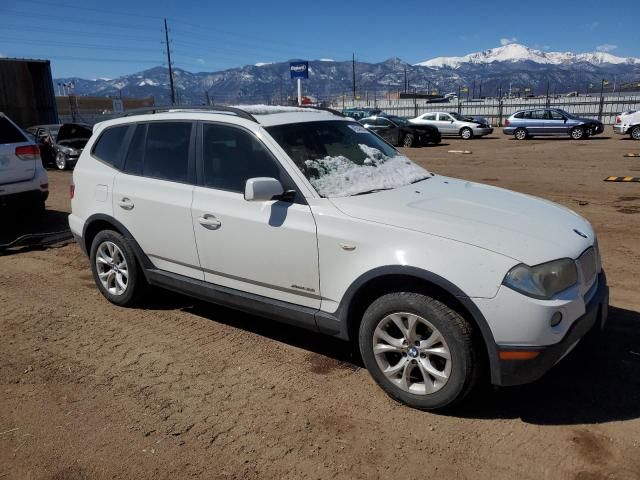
[586,21,600,30]
[196,58,205,65]
[500,37,517,46]
[596,44,617,53]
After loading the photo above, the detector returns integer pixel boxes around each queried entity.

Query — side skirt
[146,269,331,333]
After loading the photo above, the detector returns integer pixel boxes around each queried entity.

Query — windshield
[555,109,574,118]
[449,112,466,121]
[266,120,430,197]
[388,116,408,126]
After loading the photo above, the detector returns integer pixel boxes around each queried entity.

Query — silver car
[409,111,493,139]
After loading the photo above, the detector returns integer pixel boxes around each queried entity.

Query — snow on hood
[305,144,430,197]
[330,175,594,265]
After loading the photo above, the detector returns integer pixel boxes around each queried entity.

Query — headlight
[503,258,578,300]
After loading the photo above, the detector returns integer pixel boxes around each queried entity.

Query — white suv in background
[69,106,608,410]
[0,112,49,214]
[614,110,640,140]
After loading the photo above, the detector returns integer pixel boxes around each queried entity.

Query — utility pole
[205,91,210,105]
[164,18,176,105]
[404,66,407,94]
[352,53,356,100]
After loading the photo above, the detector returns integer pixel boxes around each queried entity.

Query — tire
[570,126,585,140]
[460,127,473,140]
[89,230,147,307]
[514,128,528,140]
[358,292,480,410]
[402,133,415,148]
[631,125,640,140]
[55,151,68,170]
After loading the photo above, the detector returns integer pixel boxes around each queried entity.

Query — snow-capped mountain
[54,47,640,104]
[417,43,640,68]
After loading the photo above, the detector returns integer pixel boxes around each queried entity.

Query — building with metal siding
[0,58,58,128]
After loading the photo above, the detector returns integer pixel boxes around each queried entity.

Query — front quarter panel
[309,199,517,315]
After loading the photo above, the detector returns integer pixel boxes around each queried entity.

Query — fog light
[550,312,563,327]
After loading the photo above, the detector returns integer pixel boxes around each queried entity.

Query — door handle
[118,197,134,210]
[198,214,222,230]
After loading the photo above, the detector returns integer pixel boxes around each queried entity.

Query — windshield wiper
[410,176,431,184]
[351,187,394,196]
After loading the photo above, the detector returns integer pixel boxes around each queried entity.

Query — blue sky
[1,0,638,79]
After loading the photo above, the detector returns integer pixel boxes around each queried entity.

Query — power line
[0,36,161,54]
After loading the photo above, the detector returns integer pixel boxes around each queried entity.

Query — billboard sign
[290,61,309,79]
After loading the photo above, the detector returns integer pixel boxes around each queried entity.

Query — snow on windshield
[304,144,429,197]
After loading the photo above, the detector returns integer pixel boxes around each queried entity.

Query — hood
[329,176,594,265]
[56,123,92,144]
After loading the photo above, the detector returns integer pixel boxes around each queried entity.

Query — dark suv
[359,115,441,147]
[504,109,604,140]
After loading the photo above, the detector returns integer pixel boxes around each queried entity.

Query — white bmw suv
[69,106,608,410]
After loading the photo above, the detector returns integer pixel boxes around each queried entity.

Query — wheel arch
[82,213,154,277]
[333,266,500,382]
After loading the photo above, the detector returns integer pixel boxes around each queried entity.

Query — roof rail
[299,105,345,117]
[120,105,258,123]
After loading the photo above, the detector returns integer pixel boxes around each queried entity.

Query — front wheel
[359,292,480,410]
[55,152,68,170]
[402,133,415,148]
[460,127,473,140]
[631,125,640,140]
[570,126,585,140]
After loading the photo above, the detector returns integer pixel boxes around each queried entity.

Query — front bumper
[503,127,515,135]
[494,272,609,386]
[613,124,629,135]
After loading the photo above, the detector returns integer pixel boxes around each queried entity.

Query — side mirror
[244,177,285,202]
[450,120,455,123]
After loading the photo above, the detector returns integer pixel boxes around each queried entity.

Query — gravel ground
[1,130,639,480]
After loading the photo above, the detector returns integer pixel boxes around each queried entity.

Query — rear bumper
[613,124,629,135]
[0,188,48,206]
[0,173,49,204]
[494,272,609,386]
[473,127,493,136]
[503,127,515,135]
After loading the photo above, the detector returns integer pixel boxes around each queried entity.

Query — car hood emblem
[573,229,588,239]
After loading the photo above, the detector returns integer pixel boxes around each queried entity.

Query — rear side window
[0,116,27,144]
[422,113,437,121]
[143,122,192,183]
[92,125,128,167]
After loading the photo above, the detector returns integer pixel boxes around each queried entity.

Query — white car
[69,106,608,410]
[613,110,640,140]
[0,112,49,214]
[409,111,493,139]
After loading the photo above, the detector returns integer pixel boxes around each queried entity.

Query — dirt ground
[1,130,639,480]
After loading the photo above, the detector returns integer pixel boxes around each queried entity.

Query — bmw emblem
[573,229,588,239]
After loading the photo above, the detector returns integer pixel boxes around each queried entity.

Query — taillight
[615,116,621,124]
[504,119,510,126]
[15,144,40,161]
[70,184,75,199]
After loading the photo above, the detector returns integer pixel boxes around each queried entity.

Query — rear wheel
[631,125,640,140]
[570,126,585,140]
[402,133,415,148]
[359,292,480,410]
[90,230,147,307]
[514,128,528,140]
[460,127,473,140]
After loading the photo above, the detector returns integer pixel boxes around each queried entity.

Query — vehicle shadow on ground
[0,209,71,251]
[152,290,640,424]
[455,305,640,425]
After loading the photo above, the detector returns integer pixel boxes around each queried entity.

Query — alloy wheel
[372,312,452,395]
[95,241,129,296]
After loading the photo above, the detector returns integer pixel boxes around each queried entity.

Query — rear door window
[0,116,27,144]
[143,122,192,183]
